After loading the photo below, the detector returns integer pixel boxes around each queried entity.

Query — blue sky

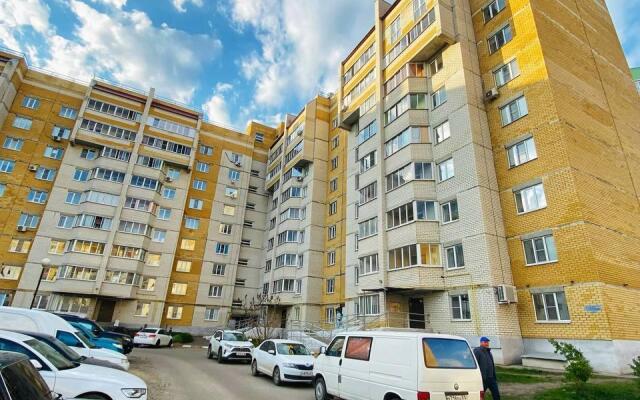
[0,0,638,131]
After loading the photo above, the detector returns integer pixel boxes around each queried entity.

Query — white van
[0,307,129,370]
[313,330,483,400]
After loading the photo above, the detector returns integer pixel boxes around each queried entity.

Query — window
[81,119,136,141]
[80,148,98,160]
[331,135,339,149]
[384,94,427,125]
[186,198,202,210]
[193,179,207,191]
[196,161,210,173]
[386,201,437,228]
[326,278,335,294]
[388,16,401,43]
[142,135,191,156]
[176,260,192,272]
[359,182,377,205]
[330,178,338,192]
[329,201,337,215]
[94,168,125,183]
[134,302,150,317]
[272,278,296,293]
[507,136,537,168]
[533,290,570,322]
[441,199,459,223]
[255,132,264,143]
[413,0,427,19]
[331,157,339,170]
[110,245,145,260]
[22,96,40,109]
[68,240,106,255]
[59,106,77,119]
[147,117,195,138]
[0,159,14,173]
[437,158,454,181]
[359,151,376,173]
[86,98,141,121]
[9,239,31,253]
[3,137,23,151]
[483,0,506,22]
[166,305,183,319]
[58,265,98,281]
[151,229,166,243]
[0,265,22,280]
[328,225,337,240]
[355,294,380,316]
[118,221,150,236]
[431,86,447,109]
[166,168,180,181]
[225,187,238,199]
[345,337,373,361]
[212,264,226,275]
[385,126,421,157]
[18,213,39,228]
[328,251,336,266]
[184,217,199,229]
[162,187,176,199]
[494,59,519,87]
[358,254,379,275]
[325,307,335,323]
[180,239,196,250]
[52,126,71,139]
[429,53,443,75]
[223,205,235,216]
[384,63,426,95]
[57,214,75,229]
[147,254,161,266]
[49,239,66,254]
[141,277,156,291]
[515,183,547,213]
[205,308,220,321]
[343,43,375,84]
[219,223,232,235]
[326,336,345,357]
[388,244,418,269]
[434,121,450,144]
[356,120,377,145]
[241,239,251,246]
[12,116,32,130]
[215,243,230,255]
[32,294,49,310]
[27,189,48,204]
[446,244,465,269]
[488,24,513,54]
[35,167,56,181]
[158,207,171,220]
[451,293,471,320]
[500,96,528,125]
[523,234,557,265]
[0,183,4,197]
[73,168,90,182]
[130,175,159,190]
[358,217,378,238]
[208,285,223,297]
[228,169,240,182]
[171,283,188,295]
[199,144,213,155]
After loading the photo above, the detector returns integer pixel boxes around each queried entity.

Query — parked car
[0,330,146,400]
[70,321,124,354]
[207,330,254,363]
[312,330,483,400]
[133,328,173,347]
[0,307,129,370]
[0,351,58,400]
[14,330,126,371]
[251,339,314,385]
[55,314,134,354]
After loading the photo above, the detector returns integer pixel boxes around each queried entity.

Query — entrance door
[408,298,425,329]
[280,309,288,329]
[96,300,116,322]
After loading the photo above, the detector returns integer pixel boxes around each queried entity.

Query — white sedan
[0,330,147,400]
[251,339,315,385]
[133,328,173,347]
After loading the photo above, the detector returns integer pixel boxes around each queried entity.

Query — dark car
[54,314,133,354]
[13,331,126,371]
[0,351,58,400]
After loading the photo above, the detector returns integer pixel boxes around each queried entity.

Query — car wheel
[155,340,160,348]
[314,377,329,400]
[217,348,224,363]
[251,360,260,376]
[79,393,110,400]
[168,339,173,348]
[207,345,213,359]
[272,366,282,386]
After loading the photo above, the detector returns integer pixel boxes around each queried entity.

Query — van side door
[340,336,373,400]
[322,336,345,397]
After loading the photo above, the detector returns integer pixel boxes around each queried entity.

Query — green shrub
[170,332,194,343]
[631,356,640,386]
[549,339,593,395]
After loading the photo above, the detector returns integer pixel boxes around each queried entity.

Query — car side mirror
[319,346,326,355]
[268,349,275,355]
[30,359,43,370]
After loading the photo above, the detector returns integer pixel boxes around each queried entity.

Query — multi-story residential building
[632,67,640,93]
[1,0,638,374]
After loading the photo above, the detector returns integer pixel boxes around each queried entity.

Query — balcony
[100,282,137,299]
[386,265,445,291]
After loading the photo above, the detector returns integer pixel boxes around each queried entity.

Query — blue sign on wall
[584,304,602,313]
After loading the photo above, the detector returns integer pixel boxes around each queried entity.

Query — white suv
[207,330,254,363]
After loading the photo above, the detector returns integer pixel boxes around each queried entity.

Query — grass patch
[497,371,547,384]
[534,382,640,400]
[496,366,561,376]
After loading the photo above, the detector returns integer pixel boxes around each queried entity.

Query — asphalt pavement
[128,346,315,400]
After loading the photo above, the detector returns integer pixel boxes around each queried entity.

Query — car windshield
[74,330,96,349]
[276,343,310,356]
[25,339,77,371]
[1,359,54,400]
[223,332,248,341]
[422,338,477,369]
[39,337,83,362]
[141,328,158,333]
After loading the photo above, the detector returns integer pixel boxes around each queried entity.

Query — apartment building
[633,67,640,93]
[1,0,638,374]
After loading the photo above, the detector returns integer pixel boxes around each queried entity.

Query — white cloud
[202,83,233,126]
[606,0,640,67]
[0,0,50,50]
[91,0,127,8]
[172,0,204,13]
[226,0,373,108]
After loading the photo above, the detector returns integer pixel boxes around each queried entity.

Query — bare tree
[237,293,281,344]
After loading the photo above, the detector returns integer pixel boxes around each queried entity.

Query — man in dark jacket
[473,337,500,400]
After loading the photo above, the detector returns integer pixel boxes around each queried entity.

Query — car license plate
[301,371,313,377]
[236,352,247,356]
[446,395,467,400]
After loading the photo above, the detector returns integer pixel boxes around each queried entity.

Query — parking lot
[128,346,315,400]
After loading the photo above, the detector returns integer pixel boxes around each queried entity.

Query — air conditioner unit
[16,226,27,232]
[296,176,304,182]
[496,284,518,304]
[164,176,174,182]
[485,87,499,101]
[52,135,62,142]
[28,164,38,172]
[233,161,242,167]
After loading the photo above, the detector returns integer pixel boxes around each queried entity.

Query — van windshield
[422,338,477,369]
[74,331,96,349]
